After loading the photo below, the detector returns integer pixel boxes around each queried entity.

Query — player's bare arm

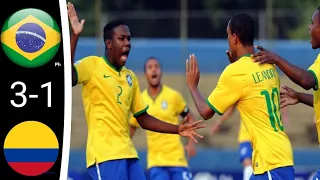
[186,54,215,119]
[67,2,85,86]
[129,126,137,138]
[252,46,316,90]
[210,104,236,136]
[280,86,313,108]
[136,112,205,143]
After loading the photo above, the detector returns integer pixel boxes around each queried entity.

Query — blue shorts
[87,158,146,180]
[148,166,192,180]
[313,168,320,180]
[239,141,253,163]
[250,166,294,180]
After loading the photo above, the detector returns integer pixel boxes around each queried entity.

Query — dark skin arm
[253,46,316,90]
[297,93,314,107]
[129,126,137,138]
[136,112,179,133]
[189,87,215,120]
[67,2,85,87]
[71,34,79,86]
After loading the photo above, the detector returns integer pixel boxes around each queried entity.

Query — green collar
[103,56,123,73]
[240,53,251,58]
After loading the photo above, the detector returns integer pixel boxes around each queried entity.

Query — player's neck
[148,84,162,99]
[105,54,122,70]
[236,46,255,60]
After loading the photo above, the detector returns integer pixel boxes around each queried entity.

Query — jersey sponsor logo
[126,74,132,87]
[161,100,168,110]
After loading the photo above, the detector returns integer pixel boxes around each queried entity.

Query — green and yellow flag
[1,8,61,68]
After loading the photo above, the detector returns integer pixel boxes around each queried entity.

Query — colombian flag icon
[3,121,59,176]
[1,8,61,68]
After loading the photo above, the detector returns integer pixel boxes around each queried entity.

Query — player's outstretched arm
[67,2,85,86]
[129,126,137,138]
[186,54,215,119]
[280,86,313,108]
[210,104,236,135]
[253,46,316,90]
[136,112,205,143]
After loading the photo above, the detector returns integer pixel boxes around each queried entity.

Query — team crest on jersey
[126,74,132,87]
[161,101,168,110]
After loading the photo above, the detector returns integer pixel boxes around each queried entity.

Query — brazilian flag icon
[1,8,61,68]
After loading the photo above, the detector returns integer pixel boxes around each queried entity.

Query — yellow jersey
[307,53,320,144]
[206,54,293,175]
[74,56,148,168]
[130,85,189,169]
[238,120,251,143]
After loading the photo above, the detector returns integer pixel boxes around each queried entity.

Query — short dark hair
[229,13,255,46]
[143,57,160,72]
[103,20,127,41]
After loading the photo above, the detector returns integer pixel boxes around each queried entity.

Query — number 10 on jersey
[10,81,52,108]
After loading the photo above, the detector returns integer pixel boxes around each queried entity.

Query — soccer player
[129,57,196,180]
[185,13,294,180]
[252,7,320,180]
[67,3,205,180]
[210,105,253,180]
[210,105,289,180]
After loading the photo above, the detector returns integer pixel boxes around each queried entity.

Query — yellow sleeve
[175,91,188,114]
[73,56,97,84]
[206,66,244,115]
[130,73,149,117]
[129,114,140,128]
[308,61,319,91]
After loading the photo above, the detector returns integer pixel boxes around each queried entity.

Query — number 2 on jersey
[117,86,122,104]
[261,87,284,132]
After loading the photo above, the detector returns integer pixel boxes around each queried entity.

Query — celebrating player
[186,13,294,179]
[129,57,196,180]
[252,6,320,180]
[210,104,290,180]
[209,105,253,180]
[67,3,205,180]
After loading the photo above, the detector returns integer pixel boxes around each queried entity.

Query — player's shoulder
[315,53,320,63]
[74,55,100,65]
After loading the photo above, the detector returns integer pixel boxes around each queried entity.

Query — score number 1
[10,81,52,108]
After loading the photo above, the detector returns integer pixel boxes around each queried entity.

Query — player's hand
[252,45,281,64]
[178,117,205,143]
[67,2,85,35]
[209,122,221,136]
[184,143,196,160]
[280,86,299,108]
[186,54,200,89]
[226,50,235,63]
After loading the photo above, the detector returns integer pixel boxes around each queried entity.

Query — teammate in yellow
[210,105,289,180]
[129,57,196,180]
[210,105,253,180]
[252,6,320,180]
[185,13,294,179]
[67,3,205,180]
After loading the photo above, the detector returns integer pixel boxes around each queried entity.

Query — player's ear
[106,39,112,49]
[232,34,237,44]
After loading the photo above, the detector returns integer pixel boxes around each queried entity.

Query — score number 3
[261,87,284,132]
[10,81,52,108]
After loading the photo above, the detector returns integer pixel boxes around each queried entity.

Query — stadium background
[68,0,320,179]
